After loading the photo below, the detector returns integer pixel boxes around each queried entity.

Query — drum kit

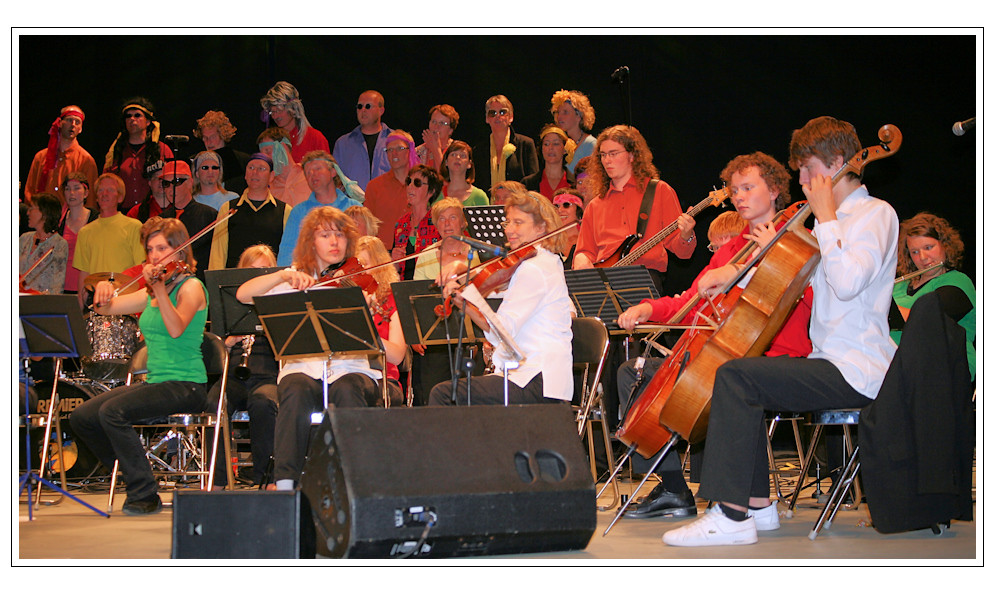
[31,272,144,479]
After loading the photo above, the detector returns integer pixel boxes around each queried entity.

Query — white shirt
[808,186,898,398]
[263,279,382,384]
[462,247,574,401]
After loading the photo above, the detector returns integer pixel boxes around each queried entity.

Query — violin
[146,260,192,293]
[313,256,379,294]
[434,222,579,318]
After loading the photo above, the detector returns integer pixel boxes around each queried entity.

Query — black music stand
[205,267,282,337]
[252,286,389,407]
[464,205,507,261]
[565,266,661,335]
[392,279,500,403]
[18,295,109,519]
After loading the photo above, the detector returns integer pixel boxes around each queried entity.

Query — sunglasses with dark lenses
[486,108,509,118]
[161,177,189,186]
[200,165,220,171]
[357,103,374,110]
[404,177,426,188]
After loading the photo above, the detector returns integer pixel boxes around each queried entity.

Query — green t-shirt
[139,276,209,384]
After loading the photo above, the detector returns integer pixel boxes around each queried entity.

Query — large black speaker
[301,405,596,558]
[171,491,304,558]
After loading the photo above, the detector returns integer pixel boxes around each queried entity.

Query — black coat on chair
[859,292,974,533]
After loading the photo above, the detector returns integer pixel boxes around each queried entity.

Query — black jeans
[70,381,207,500]
[428,372,558,407]
[697,356,872,507]
[272,372,402,483]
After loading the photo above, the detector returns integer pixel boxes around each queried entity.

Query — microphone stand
[448,251,477,404]
[611,65,632,127]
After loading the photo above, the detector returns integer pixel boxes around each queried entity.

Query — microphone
[454,236,507,258]
[952,117,975,136]
[611,65,629,82]
[165,134,190,143]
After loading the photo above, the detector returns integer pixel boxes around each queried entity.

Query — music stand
[18,295,109,519]
[565,266,661,335]
[392,279,501,403]
[464,205,507,262]
[252,286,389,407]
[205,267,282,337]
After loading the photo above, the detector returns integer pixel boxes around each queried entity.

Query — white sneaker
[747,502,781,531]
[662,505,758,546]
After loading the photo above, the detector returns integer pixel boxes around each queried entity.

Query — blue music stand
[19,295,109,520]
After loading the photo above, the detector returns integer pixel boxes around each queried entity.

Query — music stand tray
[565,266,661,335]
[19,295,108,519]
[205,267,282,337]
[252,286,389,405]
[464,205,507,261]
[391,279,501,346]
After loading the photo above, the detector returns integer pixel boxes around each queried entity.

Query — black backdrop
[17,33,977,296]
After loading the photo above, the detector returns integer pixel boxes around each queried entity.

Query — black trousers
[697,356,871,507]
[428,373,565,407]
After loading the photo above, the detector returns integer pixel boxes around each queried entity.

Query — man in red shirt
[573,124,696,286]
[24,105,98,207]
[614,152,813,521]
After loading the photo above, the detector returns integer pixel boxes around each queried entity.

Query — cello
[603,125,903,533]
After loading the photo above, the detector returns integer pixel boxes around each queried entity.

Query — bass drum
[33,377,111,478]
[83,313,142,382]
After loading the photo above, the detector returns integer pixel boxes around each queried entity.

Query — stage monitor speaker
[171,490,303,559]
[301,404,596,558]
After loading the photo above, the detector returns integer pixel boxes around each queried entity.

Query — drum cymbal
[82,272,138,294]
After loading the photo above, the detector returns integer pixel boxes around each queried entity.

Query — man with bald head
[332,90,393,190]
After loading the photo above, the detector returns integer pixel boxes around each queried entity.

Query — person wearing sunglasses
[259,81,329,165]
[149,160,217,283]
[332,90,393,191]
[191,150,238,211]
[209,153,290,270]
[551,189,583,269]
[365,130,420,248]
[192,110,248,195]
[391,164,443,280]
[472,95,539,196]
[103,97,174,214]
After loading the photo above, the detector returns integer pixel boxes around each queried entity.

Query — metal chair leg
[809,446,860,539]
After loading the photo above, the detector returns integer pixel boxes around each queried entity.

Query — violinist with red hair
[429,190,573,407]
[71,217,208,515]
[236,206,406,491]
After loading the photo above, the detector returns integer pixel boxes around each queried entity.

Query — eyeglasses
[554,203,575,209]
[357,103,375,110]
[124,112,145,120]
[161,177,189,187]
[384,146,410,153]
[430,119,451,127]
[404,177,426,188]
[200,165,220,171]
[486,108,509,118]
[598,150,628,160]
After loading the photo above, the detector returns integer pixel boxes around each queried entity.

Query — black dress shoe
[122,493,163,516]
[624,486,696,519]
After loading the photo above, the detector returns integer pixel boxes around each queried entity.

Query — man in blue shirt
[276,151,362,266]
[332,90,392,190]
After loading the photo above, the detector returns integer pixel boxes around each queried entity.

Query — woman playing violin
[70,217,209,515]
[428,190,573,407]
[614,152,813,521]
[891,212,975,380]
[236,206,407,491]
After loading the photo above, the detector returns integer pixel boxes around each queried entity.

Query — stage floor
[16,474,978,564]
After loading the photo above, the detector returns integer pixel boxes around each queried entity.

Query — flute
[895,261,946,284]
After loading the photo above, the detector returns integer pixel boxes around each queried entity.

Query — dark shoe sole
[625,505,697,520]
